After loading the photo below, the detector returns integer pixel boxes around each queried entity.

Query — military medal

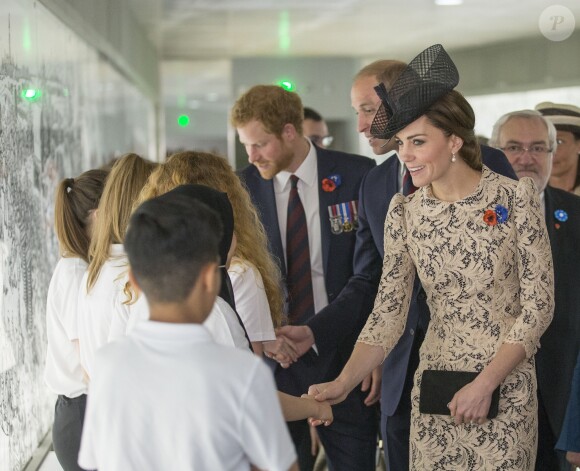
[341,202,353,232]
[349,200,359,229]
[328,200,359,234]
[328,205,343,234]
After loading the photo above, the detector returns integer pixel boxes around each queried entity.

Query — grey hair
[489,109,558,153]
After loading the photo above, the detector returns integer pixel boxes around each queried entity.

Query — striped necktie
[286,175,315,324]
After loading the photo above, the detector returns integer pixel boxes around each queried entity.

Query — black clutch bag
[419,369,500,418]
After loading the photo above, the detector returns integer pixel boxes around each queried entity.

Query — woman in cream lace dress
[361,163,553,469]
[309,45,554,470]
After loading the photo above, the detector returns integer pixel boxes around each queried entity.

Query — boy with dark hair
[78,193,298,471]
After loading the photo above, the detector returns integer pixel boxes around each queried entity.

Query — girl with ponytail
[44,168,108,471]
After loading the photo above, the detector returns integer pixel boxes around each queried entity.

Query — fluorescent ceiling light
[435,0,463,5]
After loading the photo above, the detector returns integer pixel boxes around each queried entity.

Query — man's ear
[127,268,142,295]
[282,123,298,140]
[200,261,220,298]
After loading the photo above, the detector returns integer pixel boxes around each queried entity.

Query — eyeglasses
[310,135,334,147]
[499,144,552,158]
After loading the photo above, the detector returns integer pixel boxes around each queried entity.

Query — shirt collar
[133,320,214,343]
[275,139,318,191]
[109,244,126,257]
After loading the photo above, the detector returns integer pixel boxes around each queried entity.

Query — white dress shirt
[274,141,329,314]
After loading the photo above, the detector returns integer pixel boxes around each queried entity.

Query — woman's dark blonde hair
[425,90,482,171]
[54,169,109,263]
[138,151,284,327]
[86,153,157,292]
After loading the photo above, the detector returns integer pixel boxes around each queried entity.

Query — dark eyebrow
[394,133,428,140]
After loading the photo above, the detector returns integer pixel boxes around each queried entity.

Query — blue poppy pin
[495,205,509,224]
[554,209,568,222]
[554,209,568,229]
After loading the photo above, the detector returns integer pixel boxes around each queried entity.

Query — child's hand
[301,394,333,427]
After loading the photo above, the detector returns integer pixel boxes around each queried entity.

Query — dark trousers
[382,407,411,471]
[536,393,569,471]
[287,418,376,471]
[381,368,413,471]
[319,422,376,471]
[288,420,317,471]
[52,394,87,471]
[381,327,424,471]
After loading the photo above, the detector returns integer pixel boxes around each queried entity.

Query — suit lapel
[388,158,400,205]
[316,148,340,277]
[544,187,557,245]
[254,175,286,275]
[375,157,401,257]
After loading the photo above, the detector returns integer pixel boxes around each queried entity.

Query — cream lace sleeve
[504,177,555,358]
[358,193,416,359]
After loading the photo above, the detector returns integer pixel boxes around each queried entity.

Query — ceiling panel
[142,0,579,116]
[129,0,580,60]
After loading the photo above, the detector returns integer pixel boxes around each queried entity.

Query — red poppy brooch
[483,204,508,226]
[322,174,342,192]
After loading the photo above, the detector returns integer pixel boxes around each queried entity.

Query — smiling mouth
[408,166,425,173]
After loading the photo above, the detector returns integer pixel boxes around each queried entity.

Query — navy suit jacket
[536,186,580,437]
[309,145,518,416]
[239,145,377,439]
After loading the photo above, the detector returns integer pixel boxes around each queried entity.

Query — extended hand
[301,394,333,427]
[360,365,382,406]
[275,325,315,358]
[263,337,298,367]
[308,380,349,406]
[566,451,580,467]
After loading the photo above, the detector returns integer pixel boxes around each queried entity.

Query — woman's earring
[451,153,457,163]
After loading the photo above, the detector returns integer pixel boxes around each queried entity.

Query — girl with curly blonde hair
[138,151,284,355]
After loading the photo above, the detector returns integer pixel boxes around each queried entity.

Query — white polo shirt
[78,321,296,471]
[77,244,129,379]
[228,257,276,342]
[204,296,251,350]
[44,257,88,397]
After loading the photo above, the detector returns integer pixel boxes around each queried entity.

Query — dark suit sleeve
[308,170,382,354]
[481,145,518,181]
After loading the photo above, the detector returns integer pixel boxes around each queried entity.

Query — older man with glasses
[490,109,580,471]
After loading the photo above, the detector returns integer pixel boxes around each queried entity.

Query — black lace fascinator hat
[370,44,459,140]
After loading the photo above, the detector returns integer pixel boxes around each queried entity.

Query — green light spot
[21,88,42,102]
[177,114,190,127]
[277,80,295,92]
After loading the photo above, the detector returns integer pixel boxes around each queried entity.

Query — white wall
[469,86,580,138]
[0,1,156,469]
